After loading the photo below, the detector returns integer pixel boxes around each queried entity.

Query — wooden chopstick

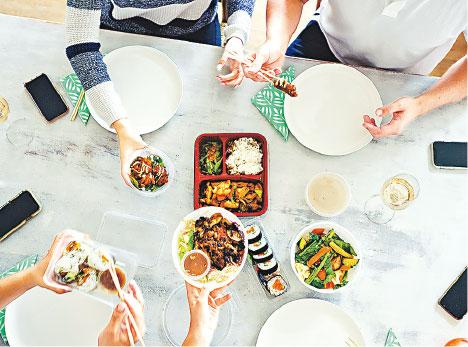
[125,316,135,347]
[108,262,146,346]
[70,89,85,121]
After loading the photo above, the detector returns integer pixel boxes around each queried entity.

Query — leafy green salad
[294,227,359,290]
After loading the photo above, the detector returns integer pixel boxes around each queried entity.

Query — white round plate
[86,45,183,134]
[5,287,113,346]
[290,221,362,294]
[284,64,382,156]
[256,299,365,346]
[172,207,247,290]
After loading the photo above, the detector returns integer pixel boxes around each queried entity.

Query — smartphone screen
[432,141,468,169]
[439,268,467,320]
[24,73,68,122]
[0,191,41,240]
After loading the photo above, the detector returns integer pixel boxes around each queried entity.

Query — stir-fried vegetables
[199,141,222,175]
[130,154,169,191]
[294,227,359,290]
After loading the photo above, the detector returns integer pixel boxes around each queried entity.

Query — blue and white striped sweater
[65,0,254,126]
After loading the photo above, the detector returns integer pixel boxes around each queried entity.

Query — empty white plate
[284,64,382,156]
[86,45,183,134]
[5,287,113,346]
[256,299,365,346]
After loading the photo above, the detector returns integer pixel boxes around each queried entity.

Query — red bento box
[194,133,269,217]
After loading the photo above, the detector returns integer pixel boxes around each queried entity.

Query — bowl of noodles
[172,207,247,289]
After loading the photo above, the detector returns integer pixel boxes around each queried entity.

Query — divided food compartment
[194,133,269,217]
[43,229,138,305]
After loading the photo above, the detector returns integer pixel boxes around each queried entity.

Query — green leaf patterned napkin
[0,255,39,344]
[61,73,91,125]
[385,328,401,347]
[251,66,296,141]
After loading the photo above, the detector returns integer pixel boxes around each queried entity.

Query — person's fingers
[123,292,146,339]
[375,100,403,117]
[217,69,239,83]
[208,295,217,309]
[128,280,144,308]
[223,68,245,87]
[362,121,383,138]
[363,115,377,127]
[121,168,133,188]
[216,51,228,72]
[214,293,231,307]
[110,302,128,331]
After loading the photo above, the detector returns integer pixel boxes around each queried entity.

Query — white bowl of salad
[127,147,174,197]
[290,222,361,293]
[172,207,248,289]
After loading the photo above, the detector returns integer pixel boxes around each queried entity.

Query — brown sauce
[99,266,126,292]
[184,252,209,277]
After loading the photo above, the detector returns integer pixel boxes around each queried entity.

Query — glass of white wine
[364,173,420,224]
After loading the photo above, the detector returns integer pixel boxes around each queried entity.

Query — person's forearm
[182,324,211,347]
[0,269,36,309]
[266,0,304,51]
[416,56,467,115]
[112,118,140,141]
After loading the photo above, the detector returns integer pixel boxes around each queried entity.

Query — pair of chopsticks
[107,262,145,346]
[70,89,85,121]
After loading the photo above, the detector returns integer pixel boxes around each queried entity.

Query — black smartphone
[438,267,467,320]
[432,141,468,169]
[0,191,41,242]
[24,73,68,122]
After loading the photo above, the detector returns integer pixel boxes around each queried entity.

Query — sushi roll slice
[54,250,87,283]
[266,275,288,297]
[245,225,262,244]
[75,268,98,292]
[257,259,278,276]
[252,247,274,263]
[248,237,269,255]
[87,249,111,272]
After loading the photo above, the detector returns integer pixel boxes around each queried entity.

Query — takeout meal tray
[194,133,269,217]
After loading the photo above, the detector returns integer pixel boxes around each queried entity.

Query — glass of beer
[364,173,420,224]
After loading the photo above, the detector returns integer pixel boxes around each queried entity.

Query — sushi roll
[54,250,87,283]
[87,248,111,272]
[266,275,288,297]
[252,247,274,263]
[245,225,262,244]
[257,259,278,276]
[248,236,269,255]
[75,268,98,292]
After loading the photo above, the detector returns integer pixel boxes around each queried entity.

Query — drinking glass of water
[364,173,420,224]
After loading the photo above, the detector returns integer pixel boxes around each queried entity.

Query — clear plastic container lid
[97,211,168,269]
[162,284,232,346]
[43,229,138,305]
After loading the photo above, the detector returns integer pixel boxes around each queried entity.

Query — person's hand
[113,118,148,187]
[216,37,245,87]
[244,39,284,82]
[363,97,423,138]
[182,282,232,346]
[98,281,146,346]
[28,232,70,294]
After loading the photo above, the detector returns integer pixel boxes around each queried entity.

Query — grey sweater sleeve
[65,0,126,127]
[224,0,255,44]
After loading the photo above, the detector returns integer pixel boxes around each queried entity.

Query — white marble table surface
[0,14,467,346]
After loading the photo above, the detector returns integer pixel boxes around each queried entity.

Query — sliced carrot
[306,246,331,267]
[312,228,325,235]
[317,269,326,281]
[325,282,335,289]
